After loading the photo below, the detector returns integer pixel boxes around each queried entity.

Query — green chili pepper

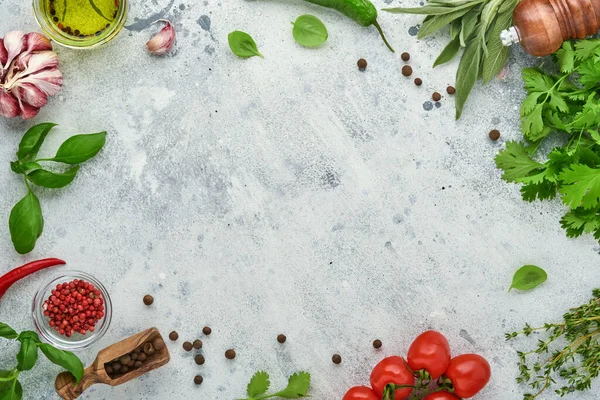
[303,0,395,52]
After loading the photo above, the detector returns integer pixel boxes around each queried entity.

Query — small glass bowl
[32,0,128,49]
[32,270,112,351]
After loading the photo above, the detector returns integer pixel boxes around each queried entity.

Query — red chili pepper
[0,258,66,299]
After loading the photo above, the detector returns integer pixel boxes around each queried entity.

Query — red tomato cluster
[343,331,491,400]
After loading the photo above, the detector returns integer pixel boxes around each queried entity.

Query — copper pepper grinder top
[501,0,600,56]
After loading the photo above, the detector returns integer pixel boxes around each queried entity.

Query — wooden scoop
[55,327,170,399]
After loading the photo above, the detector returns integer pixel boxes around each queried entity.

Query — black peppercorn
[183,341,193,352]
[446,86,456,95]
[195,354,205,365]
[357,58,367,71]
[432,92,442,102]
[153,338,165,351]
[401,52,410,61]
[202,326,212,335]
[277,334,286,344]
[225,349,236,359]
[169,331,179,341]
[489,129,501,141]
[332,354,342,364]
[402,66,413,77]
[373,339,382,349]
[193,339,202,349]
[119,355,131,365]
[194,375,203,385]
[134,361,143,368]
[143,294,154,305]
[137,352,147,362]
[414,78,423,86]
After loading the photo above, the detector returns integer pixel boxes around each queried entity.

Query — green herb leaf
[52,132,106,165]
[87,0,112,21]
[384,3,481,15]
[26,166,80,189]
[458,8,479,46]
[16,338,38,371]
[417,7,471,38]
[495,141,544,182]
[0,379,22,400]
[11,162,43,175]
[9,190,44,255]
[454,39,481,119]
[559,164,600,209]
[291,15,328,48]
[433,36,462,67]
[555,41,575,73]
[38,343,84,383]
[482,11,512,83]
[509,265,547,292]
[272,372,311,398]
[16,123,56,162]
[247,371,270,398]
[228,31,263,58]
[0,323,18,340]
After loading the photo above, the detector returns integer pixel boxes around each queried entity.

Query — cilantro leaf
[555,41,575,73]
[521,181,557,202]
[578,59,600,88]
[496,141,544,182]
[520,92,542,115]
[559,164,600,209]
[547,93,569,113]
[521,106,546,141]
[560,207,600,238]
[522,68,555,92]
[574,38,600,60]
[272,372,311,398]
[247,371,270,398]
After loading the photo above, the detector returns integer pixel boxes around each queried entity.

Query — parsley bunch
[241,371,310,399]
[506,289,600,399]
[495,38,600,243]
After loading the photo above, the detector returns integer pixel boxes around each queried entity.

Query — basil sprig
[0,322,84,400]
[9,123,106,254]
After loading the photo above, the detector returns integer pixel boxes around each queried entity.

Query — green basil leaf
[482,12,513,83]
[17,123,56,162]
[38,343,84,383]
[17,331,40,343]
[0,379,22,400]
[9,190,44,255]
[51,132,106,165]
[0,323,18,340]
[433,36,462,67]
[417,7,471,39]
[11,162,43,175]
[292,15,328,48]
[16,338,38,371]
[509,265,548,292]
[27,166,80,189]
[455,39,482,119]
[228,31,263,58]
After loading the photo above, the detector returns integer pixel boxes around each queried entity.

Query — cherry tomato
[423,391,461,400]
[445,354,491,398]
[370,356,415,400]
[343,386,379,400]
[407,330,451,379]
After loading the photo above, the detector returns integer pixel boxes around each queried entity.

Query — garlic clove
[0,91,20,118]
[16,83,48,108]
[0,39,7,67]
[18,68,63,96]
[2,31,26,69]
[24,32,52,54]
[19,100,40,119]
[146,20,175,55]
[17,51,60,76]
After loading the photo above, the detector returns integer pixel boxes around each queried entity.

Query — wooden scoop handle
[55,366,101,400]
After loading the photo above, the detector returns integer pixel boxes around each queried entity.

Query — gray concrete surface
[1,0,600,399]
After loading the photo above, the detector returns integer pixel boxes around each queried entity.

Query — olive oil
[43,0,120,38]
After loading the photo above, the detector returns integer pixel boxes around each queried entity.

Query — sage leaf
[27,166,80,189]
[433,36,461,67]
[455,39,481,119]
[459,8,479,47]
[38,344,84,383]
[292,15,328,48]
[9,190,44,255]
[228,31,263,58]
[482,11,513,83]
[418,7,471,39]
[0,379,22,400]
[16,338,38,371]
[17,123,56,162]
[384,2,481,15]
[450,18,461,39]
[509,265,547,292]
[52,132,106,165]
[0,323,18,340]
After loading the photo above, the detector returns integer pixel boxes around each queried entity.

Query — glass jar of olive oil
[33,0,128,48]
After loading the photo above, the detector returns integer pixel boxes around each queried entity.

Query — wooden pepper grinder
[501,0,600,56]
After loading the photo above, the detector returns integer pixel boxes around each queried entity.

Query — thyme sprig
[506,289,600,399]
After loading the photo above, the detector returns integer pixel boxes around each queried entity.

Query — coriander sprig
[241,370,310,399]
[0,321,84,400]
[507,289,600,398]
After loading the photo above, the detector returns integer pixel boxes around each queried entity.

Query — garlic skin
[0,31,62,119]
[497,62,510,81]
[146,20,176,55]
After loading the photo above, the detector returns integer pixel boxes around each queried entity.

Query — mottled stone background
[1,0,600,399]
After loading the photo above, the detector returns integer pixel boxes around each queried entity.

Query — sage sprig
[384,0,520,119]
[8,123,106,254]
[0,322,83,400]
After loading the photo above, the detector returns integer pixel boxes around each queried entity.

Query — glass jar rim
[32,270,112,350]
[32,0,129,49]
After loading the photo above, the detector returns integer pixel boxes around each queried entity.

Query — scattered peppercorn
[332,354,342,364]
[402,66,413,77]
[357,58,367,71]
[194,375,203,385]
[401,52,410,61]
[193,339,203,349]
[202,326,212,335]
[225,349,236,359]
[414,78,423,86]
[277,334,287,344]
[373,339,382,349]
[489,129,501,141]
[169,331,179,341]
[194,354,205,365]
[446,86,456,95]
[183,341,193,352]
[143,294,154,305]
[432,92,442,102]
